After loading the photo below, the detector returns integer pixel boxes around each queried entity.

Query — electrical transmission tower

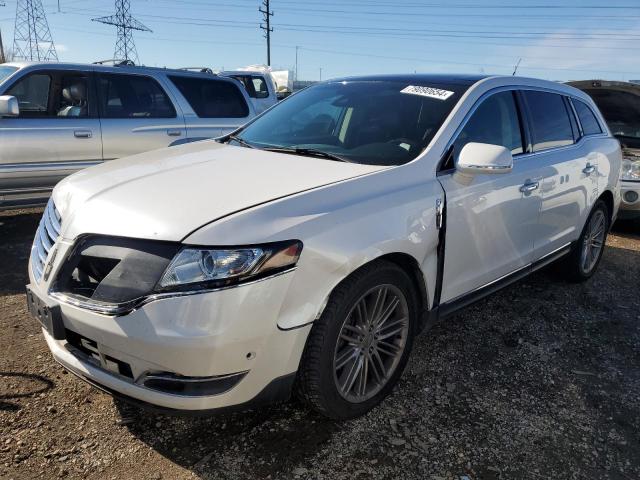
[259,0,273,66]
[12,0,58,61]
[92,0,151,65]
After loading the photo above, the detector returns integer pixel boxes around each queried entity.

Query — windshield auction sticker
[401,85,454,100]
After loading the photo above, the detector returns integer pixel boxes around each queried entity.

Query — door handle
[583,164,596,175]
[167,129,182,137]
[520,181,539,193]
[74,130,92,138]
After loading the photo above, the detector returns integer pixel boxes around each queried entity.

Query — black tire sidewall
[570,200,609,281]
[313,263,418,419]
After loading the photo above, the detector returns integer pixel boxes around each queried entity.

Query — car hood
[54,141,387,242]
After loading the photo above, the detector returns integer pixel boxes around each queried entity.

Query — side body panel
[533,140,601,258]
[184,162,445,330]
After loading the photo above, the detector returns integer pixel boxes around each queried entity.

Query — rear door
[168,75,254,138]
[521,90,600,259]
[438,89,543,303]
[0,68,102,204]
[96,72,187,160]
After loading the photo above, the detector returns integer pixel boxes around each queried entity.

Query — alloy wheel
[580,209,606,274]
[333,284,410,403]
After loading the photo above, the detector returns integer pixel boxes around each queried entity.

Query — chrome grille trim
[31,199,62,282]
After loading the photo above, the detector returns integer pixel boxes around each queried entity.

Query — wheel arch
[313,252,430,333]
[598,189,615,226]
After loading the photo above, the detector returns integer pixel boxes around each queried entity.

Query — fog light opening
[624,190,639,203]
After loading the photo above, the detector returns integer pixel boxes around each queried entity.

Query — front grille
[31,199,62,282]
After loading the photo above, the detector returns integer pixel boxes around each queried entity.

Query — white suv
[26,74,621,419]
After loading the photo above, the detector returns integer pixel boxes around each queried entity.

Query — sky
[2,0,640,82]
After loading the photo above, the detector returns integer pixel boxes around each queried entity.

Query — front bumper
[619,180,640,219]
[28,268,312,412]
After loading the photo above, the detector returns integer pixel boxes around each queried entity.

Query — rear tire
[296,260,418,420]
[562,200,609,282]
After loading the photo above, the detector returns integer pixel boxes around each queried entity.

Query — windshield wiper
[262,146,351,163]
[226,134,255,149]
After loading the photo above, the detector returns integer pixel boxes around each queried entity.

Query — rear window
[169,76,249,118]
[573,99,602,136]
[524,91,574,151]
[98,73,176,119]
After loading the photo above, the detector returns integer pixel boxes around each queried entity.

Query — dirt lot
[1,208,638,480]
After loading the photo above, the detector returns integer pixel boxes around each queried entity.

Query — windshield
[0,66,18,85]
[586,88,640,140]
[233,80,464,166]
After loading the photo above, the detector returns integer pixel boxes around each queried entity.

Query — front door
[0,69,102,205]
[438,90,542,303]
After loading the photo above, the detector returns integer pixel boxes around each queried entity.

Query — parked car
[0,61,256,209]
[26,74,621,419]
[568,80,640,219]
[219,69,279,114]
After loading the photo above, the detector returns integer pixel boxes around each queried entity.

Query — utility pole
[92,0,151,65]
[0,2,5,64]
[319,67,322,81]
[259,0,273,66]
[0,29,5,63]
[295,45,299,83]
[13,0,58,61]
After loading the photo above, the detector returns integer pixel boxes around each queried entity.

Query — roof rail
[93,59,136,67]
[179,67,216,74]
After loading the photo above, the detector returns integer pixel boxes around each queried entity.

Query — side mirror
[456,142,513,175]
[0,95,19,117]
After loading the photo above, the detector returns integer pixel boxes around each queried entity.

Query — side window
[453,90,524,159]
[98,74,176,119]
[524,91,574,151]
[573,99,603,136]
[56,73,89,117]
[6,73,52,117]
[252,77,269,99]
[169,76,250,118]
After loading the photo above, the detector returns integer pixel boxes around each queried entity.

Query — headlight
[158,240,302,290]
[622,157,640,181]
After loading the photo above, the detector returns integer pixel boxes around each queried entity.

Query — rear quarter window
[573,99,603,136]
[169,76,250,118]
[524,90,575,152]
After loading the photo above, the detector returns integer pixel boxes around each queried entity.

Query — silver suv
[0,61,256,209]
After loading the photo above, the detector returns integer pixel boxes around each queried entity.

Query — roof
[1,61,221,78]
[325,73,492,86]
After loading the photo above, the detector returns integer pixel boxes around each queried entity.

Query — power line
[92,0,151,64]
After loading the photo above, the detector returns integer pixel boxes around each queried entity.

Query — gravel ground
[1,208,639,480]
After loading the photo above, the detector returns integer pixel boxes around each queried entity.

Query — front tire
[296,261,418,420]
[562,200,609,282]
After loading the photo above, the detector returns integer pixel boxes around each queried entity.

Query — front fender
[184,163,444,330]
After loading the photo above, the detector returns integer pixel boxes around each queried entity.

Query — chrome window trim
[441,85,613,171]
[49,267,296,317]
